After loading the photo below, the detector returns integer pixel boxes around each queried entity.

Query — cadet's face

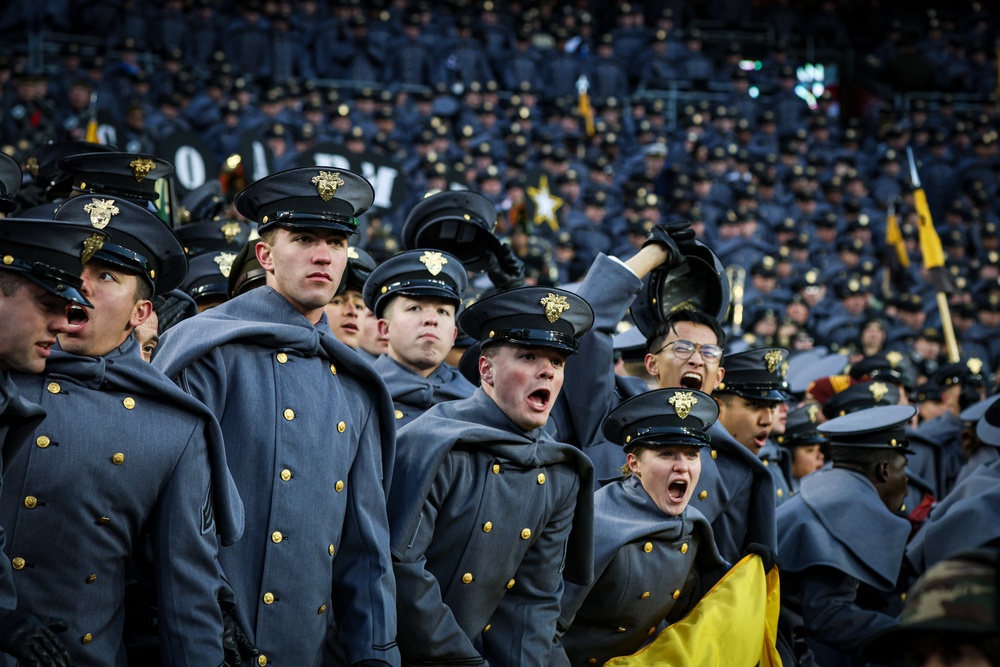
[324,288,364,348]
[479,344,566,431]
[59,263,150,358]
[907,639,994,667]
[380,296,457,377]
[358,304,388,357]
[135,311,159,362]
[791,444,825,479]
[882,452,909,512]
[0,277,71,373]
[717,395,777,455]
[645,322,725,394]
[257,228,348,324]
[628,445,702,516]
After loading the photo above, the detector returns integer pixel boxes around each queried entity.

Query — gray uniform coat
[389,389,595,667]
[2,338,237,667]
[759,441,793,506]
[553,475,726,667]
[154,287,399,667]
[373,355,475,427]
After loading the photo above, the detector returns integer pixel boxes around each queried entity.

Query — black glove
[642,219,698,270]
[486,243,526,291]
[0,609,73,667]
[155,290,199,334]
[221,607,259,667]
[742,542,780,573]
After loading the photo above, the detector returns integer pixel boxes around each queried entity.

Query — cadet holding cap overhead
[553,388,727,667]
[154,167,400,667]
[363,248,473,426]
[2,194,246,667]
[0,189,108,667]
[776,405,916,667]
[388,286,596,666]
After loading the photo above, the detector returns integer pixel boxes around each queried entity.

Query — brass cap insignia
[886,350,903,368]
[221,222,242,243]
[668,391,698,419]
[311,171,345,201]
[129,157,156,182]
[967,357,984,375]
[419,250,447,276]
[215,251,237,278]
[780,360,789,378]
[347,246,359,260]
[764,349,783,373]
[25,156,38,177]
[869,381,889,402]
[83,198,120,229]
[807,403,819,423]
[81,233,105,264]
[540,293,571,323]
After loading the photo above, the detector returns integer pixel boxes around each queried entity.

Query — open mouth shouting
[527,388,552,411]
[680,372,703,389]
[64,304,90,334]
[667,478,689,503]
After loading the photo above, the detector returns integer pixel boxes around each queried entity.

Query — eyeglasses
[653,339,724,363]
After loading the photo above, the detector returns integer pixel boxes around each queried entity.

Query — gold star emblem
[540,293,570,323]
[419,250,447,276]
[214,251,237,278]
[668,391,698,419]
[81,233,105,264]
[807,403,819,423]
[129,157,156,181]
[526,174,564,233]
[869,381,889,402]
[311,171,345,201]
[967,358,984,375]
[221,222,242,243]
[347,246,359,260]
[83,198,120,229]
[764,349,783,373]
[885,351,903,368]
[25,156,38,177]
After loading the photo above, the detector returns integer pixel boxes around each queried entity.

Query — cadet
[774,403,828,494]
[362,248,473,426]
[776,404,915,667]
[388,286,595,666]
[154,167,399,667]
[2,195,244,666]
[554,388,727,666]
[325,245,376,354]
[0,208,107,667]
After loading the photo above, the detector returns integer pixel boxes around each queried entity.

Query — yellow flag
[913,188,944,270]
[85,116,100,144]
[577,76,595,138]
[603,555,782,667]
[885,207,910,268]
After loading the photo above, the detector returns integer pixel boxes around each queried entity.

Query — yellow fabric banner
[913,188,944,269]
[603,555,782,667]
[885,210,910,268]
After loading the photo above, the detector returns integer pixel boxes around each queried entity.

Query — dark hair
[0,270,24,297]
[646,309,725,355]
[830,445,901,471]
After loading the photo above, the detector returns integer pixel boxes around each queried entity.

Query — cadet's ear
[129,298,153,330]
[377,319,390,338]
[479,355,494,386]
[255,240,274,272]
[873,459,891,484]
[643,352,659,379]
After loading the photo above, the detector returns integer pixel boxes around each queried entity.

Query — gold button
[763,459,769,466]
[643,542,653,553]
[648,627,656,636]
[47,382,61,394]
[329,544,335,556]
[2,255,12,265]
[112,453,125,465]
[280,469,292,481]
[150,270,155,279]
[12,557,24,570]
[900,593,907,601]
[329,364,337,375]
[626,435,631,443]
[617,626,626,633]
[520,528,531,540]
[462,573,473,584]
[380,286,388,294]
[711,449,718,459]
[98,516,111,525]
[672,589,681,599]
[901,504,906,512]
[271,531,282,543]
[482,521,492,533]
[36,435,50,448]
[24,496,37,509]
[337,421,346,433]
[263,592,274,604]
[82,633,93,645]
[492,464,500,474]
[777,489,784,497]
[394,410,403,420]
[680,543,689,554]
[283,408,295,421]
[276,352,288,363]
[86,574,97,584]
[318,604,327,614]
[699,490,708,500]
[123,397,135,410]
[506,579,515,589]
[335,480,345,492]
[483,624,491,632]
[488,330,495,338]
[588,659,598,664]
[258,656,268,666]
[640,591,650,599]
[537,473,546,484]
